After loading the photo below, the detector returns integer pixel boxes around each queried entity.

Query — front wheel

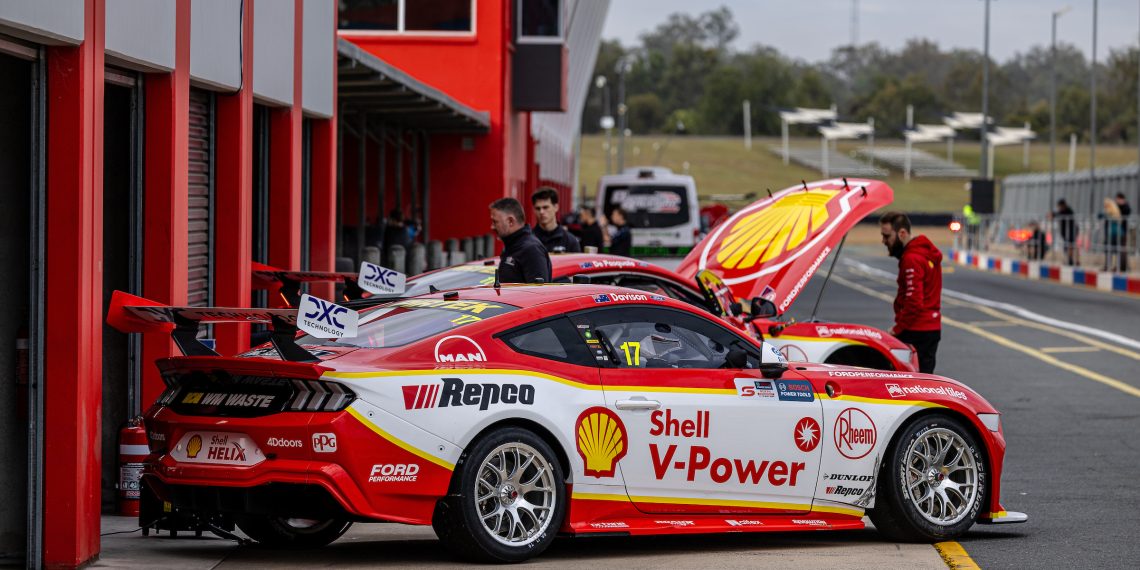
[433,427,566,563]
[870,414,986,542]
[235,515,351,549]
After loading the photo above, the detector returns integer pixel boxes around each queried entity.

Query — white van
[596,166,700,255]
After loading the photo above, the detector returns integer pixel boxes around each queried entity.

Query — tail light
[287,379,355,412]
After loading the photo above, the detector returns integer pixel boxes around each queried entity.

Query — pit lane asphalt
[96,250,1138,568]
[780,247,1140,569]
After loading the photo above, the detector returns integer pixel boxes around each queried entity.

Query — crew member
[880,212,942,373]
[531,187,581,253]
[609,206,632,257]
[490,197,552,284]
[577,203,605,252]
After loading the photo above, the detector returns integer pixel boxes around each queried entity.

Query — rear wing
[251,261,406,307]
[107,290,360,363]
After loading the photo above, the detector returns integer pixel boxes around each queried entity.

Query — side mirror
[728,301,743,317]
[748,297,777,320]
[759,341,788,379]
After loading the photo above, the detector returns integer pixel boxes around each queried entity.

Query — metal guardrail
[953,214,1138,273]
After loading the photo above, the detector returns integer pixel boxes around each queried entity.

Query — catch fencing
[953,213,1137,273]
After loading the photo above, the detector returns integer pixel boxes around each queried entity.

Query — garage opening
[251,103,270,308]
[0,44,35,561]
[101,69,143,513]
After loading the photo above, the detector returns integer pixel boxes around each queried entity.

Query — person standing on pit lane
[880,211,943,373]
[531,187,581,253]
[576,203,605,252]
[490,197,552,284]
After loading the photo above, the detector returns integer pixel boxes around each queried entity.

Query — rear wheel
[236,516,351,549]
[870,414,986,542]
[433,427,565,562]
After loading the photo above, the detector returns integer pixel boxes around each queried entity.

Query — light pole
[1090,0,1098,216]
[980,0,991,179]
[615,57,632,173]
[1051,6,1071,213]
[595,75,613,175]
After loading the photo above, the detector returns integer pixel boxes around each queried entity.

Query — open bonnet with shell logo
[675,179,893,316]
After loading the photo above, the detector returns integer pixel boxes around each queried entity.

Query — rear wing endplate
[251,261,406,307]
[107,291,359,363]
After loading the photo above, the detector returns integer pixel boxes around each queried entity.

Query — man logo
[714,190,839,269]
[434,335,487,364]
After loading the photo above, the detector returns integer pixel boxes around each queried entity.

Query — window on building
[518,0,560,42]
[339,0,474,34]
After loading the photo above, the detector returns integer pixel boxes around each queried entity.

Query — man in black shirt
[530,187,581,253]
[609,206,632,256]
[577,203,605,251]
[490,197,552,284]
[1053,199,1078,266]
[1116,192,1131,272]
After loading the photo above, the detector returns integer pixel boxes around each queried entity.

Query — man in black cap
[490,197,552,284]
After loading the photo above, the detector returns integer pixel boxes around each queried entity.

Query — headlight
[977,413,1001,432]
[889,348,914,364]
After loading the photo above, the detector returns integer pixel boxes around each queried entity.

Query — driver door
[575,305,822,515]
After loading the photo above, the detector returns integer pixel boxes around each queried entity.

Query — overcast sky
[601,0,1140,64]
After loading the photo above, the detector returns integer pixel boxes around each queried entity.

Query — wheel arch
[824,344,895,371]
[873,407,993,515]
[462,417,575,485]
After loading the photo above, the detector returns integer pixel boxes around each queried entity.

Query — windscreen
[402,264,498,296]
[603,184,690,228]
[299,298,517,348]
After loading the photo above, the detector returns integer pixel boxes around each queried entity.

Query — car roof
[548,253,692,284]
[384,282,673,305]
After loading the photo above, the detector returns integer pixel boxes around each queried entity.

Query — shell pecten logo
[187,434,203,458]
[715,190,839,269]
[576,407,628,478]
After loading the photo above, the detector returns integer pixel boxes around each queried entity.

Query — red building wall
[341,1,528,243]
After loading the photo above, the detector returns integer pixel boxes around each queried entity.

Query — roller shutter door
[187,89,213,306]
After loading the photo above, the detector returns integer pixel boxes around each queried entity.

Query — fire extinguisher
[119,417,149,516]
[15,326,28,422]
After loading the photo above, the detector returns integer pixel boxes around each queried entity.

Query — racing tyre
[433,427,566,563]
[870,414,986,542]
[235,516,351,549]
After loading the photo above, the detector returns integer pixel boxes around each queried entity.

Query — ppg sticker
[359,262,406,295]
[298,294,359,339]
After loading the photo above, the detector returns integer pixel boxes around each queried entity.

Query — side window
[615,276,669,296]
[577,306,758,370]
[500,317,596,367]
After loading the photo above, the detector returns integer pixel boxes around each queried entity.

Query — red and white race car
[294,179,918,371]
[108,281,1025,563]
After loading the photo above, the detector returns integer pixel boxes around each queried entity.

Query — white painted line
[843,259,1140,352]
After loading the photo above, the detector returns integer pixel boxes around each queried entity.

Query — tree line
[582,6,1140,143]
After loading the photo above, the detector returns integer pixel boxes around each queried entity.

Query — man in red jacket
[880,212,943,373]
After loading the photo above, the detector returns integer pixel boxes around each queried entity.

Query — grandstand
[858,147,975,178]
[767,145,887,177]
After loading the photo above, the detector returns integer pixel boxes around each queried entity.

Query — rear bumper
[142,404,454,525]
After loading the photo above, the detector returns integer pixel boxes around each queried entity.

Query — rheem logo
[833,408,876,459]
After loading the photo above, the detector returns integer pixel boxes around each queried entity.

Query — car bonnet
[674,178,893,315]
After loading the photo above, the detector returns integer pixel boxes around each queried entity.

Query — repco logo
[834,408,877,459]
[402,378,535,411]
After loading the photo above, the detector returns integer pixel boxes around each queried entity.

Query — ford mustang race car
[108,283,1024,563]
[281,179,917,371]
